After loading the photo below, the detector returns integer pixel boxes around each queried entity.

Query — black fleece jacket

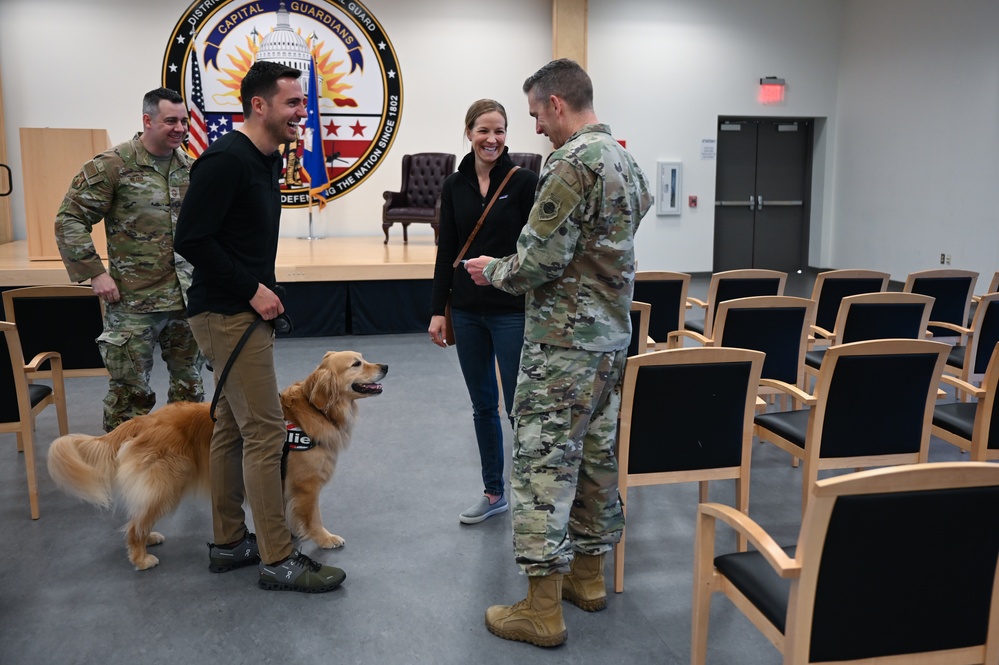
[430,148,539,316]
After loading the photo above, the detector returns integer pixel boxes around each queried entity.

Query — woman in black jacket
[429,99,539,524]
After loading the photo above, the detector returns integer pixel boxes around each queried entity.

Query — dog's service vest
[281,422,315,479]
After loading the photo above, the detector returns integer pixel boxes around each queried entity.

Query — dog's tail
[47,431,122,509]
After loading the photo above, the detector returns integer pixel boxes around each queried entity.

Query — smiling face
[142,100,189,156]
[261,76,307,146]
[466,110,507,169]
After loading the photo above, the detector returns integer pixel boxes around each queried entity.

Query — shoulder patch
[529,174,581,239]
[81,160,105,187]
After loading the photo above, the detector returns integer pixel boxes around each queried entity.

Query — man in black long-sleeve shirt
[175,61,345,593]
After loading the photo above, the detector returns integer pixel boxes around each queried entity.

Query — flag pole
[306,187,316,240]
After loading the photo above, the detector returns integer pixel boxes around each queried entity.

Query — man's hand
[250,283,285,320]
[464,256,494,286]
[90,272,120,303]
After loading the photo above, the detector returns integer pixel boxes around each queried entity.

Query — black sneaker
[208,532,260,573]
[258,550,346,593]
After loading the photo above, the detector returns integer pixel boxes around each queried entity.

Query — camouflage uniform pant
[510,342,627,576]
[97,307,205,432]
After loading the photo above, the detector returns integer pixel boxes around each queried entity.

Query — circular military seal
[162,0,403,208]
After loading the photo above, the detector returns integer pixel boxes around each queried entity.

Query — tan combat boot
[485,574,567,647]
[561,552,607,611]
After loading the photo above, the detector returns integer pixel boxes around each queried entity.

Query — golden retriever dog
[47,351,387,570]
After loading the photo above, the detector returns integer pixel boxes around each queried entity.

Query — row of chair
[620,271,999,662]
[613,337,999,586]
[1,285,106,519]
[634,267,999,352]
[614,339,999,663]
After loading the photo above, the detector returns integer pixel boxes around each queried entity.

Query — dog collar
[284,422,315,451]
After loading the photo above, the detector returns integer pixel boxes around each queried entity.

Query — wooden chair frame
[755,338,949,514]
[1,321,69,519]
[685,269,787,341]
[972,271,999,304]
[691,462,999,665]
[933,342,999,461]
[614,346,765,592]
[904,268,978,344]
[629,301,651,356]
[2,285,108,379]
[807,268,890,348]
[633,271,691,350]
[668,296,816,409]
[805,291,934,382]
[941,292,999,394]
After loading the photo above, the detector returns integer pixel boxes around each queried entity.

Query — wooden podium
[20,127,111,261]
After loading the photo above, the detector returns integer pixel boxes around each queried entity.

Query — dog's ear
[303,365,337,411]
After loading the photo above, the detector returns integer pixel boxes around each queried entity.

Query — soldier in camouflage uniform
[55,88,204,433]
[467,59,653,647]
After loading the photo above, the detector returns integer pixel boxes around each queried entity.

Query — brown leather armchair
[381,152,455,244]
[509,152,543,174]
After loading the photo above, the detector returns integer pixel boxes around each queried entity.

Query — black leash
[209,317,265,422]
[208,293,293,422]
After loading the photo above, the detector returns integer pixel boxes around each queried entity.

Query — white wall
[0,0,552,241]
[832,0,999,285]
[588,0,845,273]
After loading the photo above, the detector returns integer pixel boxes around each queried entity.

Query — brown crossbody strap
[451,166,521,269]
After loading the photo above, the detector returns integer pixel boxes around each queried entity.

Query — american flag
[203,113,244,142]
[186,51,209,157]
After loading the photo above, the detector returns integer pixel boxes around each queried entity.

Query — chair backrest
[978,342,999,455]
[634,271,690,344]
[713,296,816,385]
[401,153,455,208]
[705,269,787,336]
[790,462,999,663]
[812,338,947,460]
[2,285,106,377]
[508,152,543,174]
[628,301,650,356]
[834,291,933,344]
[967,293,999,377]
[0,321,25,424]
[809,269,889,334]
[619,347,764,475]
[985,271,999,295]
[904,268,978,338]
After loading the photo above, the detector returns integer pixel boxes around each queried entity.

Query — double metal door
[713,118,812,272]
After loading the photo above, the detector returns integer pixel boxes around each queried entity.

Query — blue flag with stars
[302,57,331,209]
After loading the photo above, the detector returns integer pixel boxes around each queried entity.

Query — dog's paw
[147,531,165,546]
[132,554,160,571]
[315,531,345,549]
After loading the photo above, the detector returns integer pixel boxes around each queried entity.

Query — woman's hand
[429,315,448,347]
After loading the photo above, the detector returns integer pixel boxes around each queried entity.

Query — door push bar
[715,195,804,211]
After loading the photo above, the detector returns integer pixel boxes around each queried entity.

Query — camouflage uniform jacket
[55,133,193,312]
[483,124,653,352]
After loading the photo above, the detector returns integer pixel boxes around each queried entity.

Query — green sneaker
[208,532,260,573]
[258,550,346,593]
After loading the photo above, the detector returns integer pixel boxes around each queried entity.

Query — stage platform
[0,237,440,336]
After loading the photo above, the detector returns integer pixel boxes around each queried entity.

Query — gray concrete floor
[0,275,969,664]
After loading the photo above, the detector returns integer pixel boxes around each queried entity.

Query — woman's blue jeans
[450,307,525,497]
